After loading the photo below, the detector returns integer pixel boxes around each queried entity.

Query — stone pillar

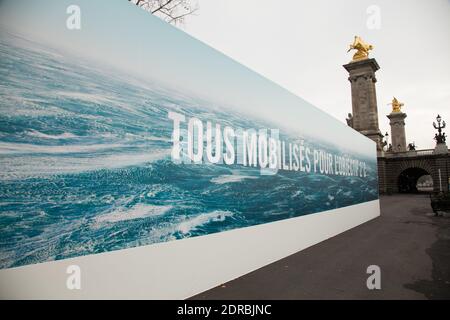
[343,58,383,151]
[433,156,450,192]
[387,111,407,152]
[433,142,448,155]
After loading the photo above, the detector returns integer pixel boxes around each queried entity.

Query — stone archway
[398,167,432,193]
[395,159,436,193]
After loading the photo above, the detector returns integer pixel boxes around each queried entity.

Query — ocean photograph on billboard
[0,0,378,269]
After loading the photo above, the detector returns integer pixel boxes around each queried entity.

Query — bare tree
[128,0,199,25]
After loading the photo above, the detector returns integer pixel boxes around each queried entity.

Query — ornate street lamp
[433,114,447,144]
[383,132,392,152]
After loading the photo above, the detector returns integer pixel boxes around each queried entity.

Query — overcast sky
[177,0,450,149]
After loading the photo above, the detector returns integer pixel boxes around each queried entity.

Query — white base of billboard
[0,200,379,299]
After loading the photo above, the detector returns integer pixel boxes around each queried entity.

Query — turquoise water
[0,32,378,269]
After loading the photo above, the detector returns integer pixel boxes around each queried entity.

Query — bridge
[378,149,450,194]
[342,48,449,194]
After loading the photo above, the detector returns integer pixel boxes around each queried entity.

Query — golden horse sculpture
[390,97,404,113]
[347,36,373,61]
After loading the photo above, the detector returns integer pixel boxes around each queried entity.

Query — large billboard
[0,0,378,296]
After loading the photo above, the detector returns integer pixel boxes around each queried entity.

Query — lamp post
[433,114,449,192]
[433,114,446,144]
[446,139,450,193]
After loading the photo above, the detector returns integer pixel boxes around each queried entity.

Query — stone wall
[377,154,450,194]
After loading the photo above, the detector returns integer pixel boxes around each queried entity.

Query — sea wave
[0,142,124,155]
[210,175,258,184]
[0,30,379,269]
[55,91,117,105]
[177,210,234,234]
[93,204,173,224]
[54,90,146,116]
[26,130,78,140]
[124,133,171,142]
[0,149,171,180]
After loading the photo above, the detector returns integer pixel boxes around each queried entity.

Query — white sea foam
[177,211,233,234]
[27,130,77,140]
[94,204,172,224]
[210,175,257,184]
[99,132,118,139]
[124,133,171,142]
[145,184,170,198]
[55,91,115,105]
[0,94,61,117]
[0,91,105,121]
[0,142,123,155]
[0,149,171,180]
[305,194,318,201]
[54,91,144,116]
[292,190,302,198]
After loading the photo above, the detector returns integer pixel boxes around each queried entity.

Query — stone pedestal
[434,142,448,155]
[387,112,407,152]
[343,58,383,151]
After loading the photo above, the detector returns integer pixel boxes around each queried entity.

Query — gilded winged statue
[347,36,373,61]
[390,97,404,113]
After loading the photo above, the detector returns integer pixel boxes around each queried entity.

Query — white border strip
[0,200,379,299]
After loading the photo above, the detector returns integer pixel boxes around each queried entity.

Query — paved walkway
[191,194,450,299]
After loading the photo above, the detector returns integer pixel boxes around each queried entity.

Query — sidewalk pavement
[191,194,450,300]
